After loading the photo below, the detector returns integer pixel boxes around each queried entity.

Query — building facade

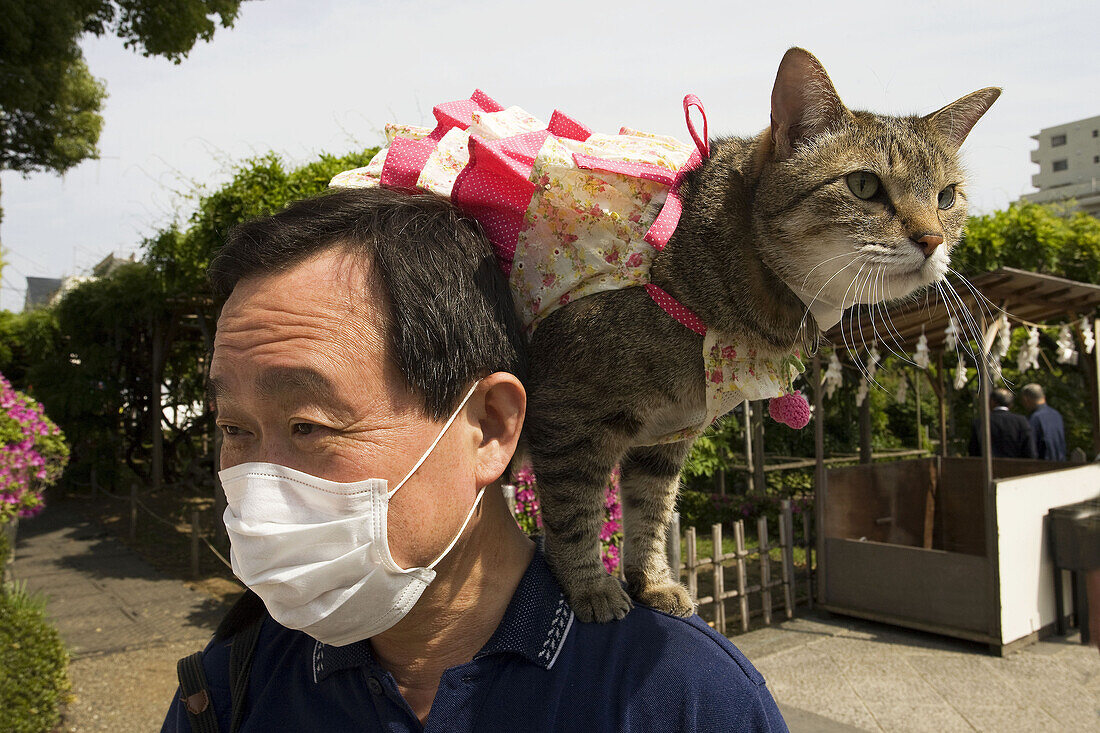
[1022,114,1100,216]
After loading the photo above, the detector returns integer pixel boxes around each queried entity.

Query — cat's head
[753,48,999,330]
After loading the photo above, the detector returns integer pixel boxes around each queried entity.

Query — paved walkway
[10,501,233,732]
[10,502,1100,732]
[745,611,1100,732]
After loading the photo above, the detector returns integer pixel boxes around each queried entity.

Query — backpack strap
[227,616,263,733]
[176,651,220,733]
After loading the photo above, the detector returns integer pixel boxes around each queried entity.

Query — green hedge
[0,583,70,733]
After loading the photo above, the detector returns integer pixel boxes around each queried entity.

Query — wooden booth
[811,269,1100,654]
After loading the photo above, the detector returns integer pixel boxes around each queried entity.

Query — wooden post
[1093,318,1100,455]
[190,510,201,578]
[711,523,725,635]
[978,316,1001,648]
[812,353,825,607]
[743,402,753,483]
[90,465,97,499]
[915,373,923,451]
[758,516,772,626]
[803,511,814,609]
[129,483,137,542]
[937,350,949,457]
[685,527,698,602]
[666,512,681,585]
[716,468,726,496]
[734,520,749,632]
[858,390,872,464]
[780,500,795,619]
[150,317,164,492]
[752,402,766,493]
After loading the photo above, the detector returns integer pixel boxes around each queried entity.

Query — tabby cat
[525,48,999,622]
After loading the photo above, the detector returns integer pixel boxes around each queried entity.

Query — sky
[2,0,1097,312]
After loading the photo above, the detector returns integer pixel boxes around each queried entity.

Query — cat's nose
[911,233,944,257]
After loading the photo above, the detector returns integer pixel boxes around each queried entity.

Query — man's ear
[471,372,526,489]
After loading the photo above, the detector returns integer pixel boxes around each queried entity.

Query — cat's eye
[937,185,956,209]
[846,171,880,200]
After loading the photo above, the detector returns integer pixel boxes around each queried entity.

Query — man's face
[209,246,480,569]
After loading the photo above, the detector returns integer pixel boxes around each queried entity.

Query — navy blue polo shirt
[1029,403,1066,461]
[162,546,787,732]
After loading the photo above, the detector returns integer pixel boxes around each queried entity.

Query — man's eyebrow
[255,366,356,417]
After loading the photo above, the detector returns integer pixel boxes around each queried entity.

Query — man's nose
[911,233,944,257]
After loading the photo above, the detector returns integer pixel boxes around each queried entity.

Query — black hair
[991,388,1014,409]
[209,186,527,420]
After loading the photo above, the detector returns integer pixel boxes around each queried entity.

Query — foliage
[0,581,71,733]
[0,0,245,178]
[0,150,378,490]
[952,201,1100,284]
[510,464,623,573]
[0,373,68,524]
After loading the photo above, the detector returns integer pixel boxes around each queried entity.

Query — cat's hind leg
[620,441,695,617]
[528,415,633,623]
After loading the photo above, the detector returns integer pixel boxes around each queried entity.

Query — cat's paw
[565,575,633,623]
[630,580,695,617]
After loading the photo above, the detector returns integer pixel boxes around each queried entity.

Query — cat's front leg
[621,441,696,617]
[527,410,633,623]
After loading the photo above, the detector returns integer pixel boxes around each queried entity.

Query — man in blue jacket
[161,187,787,732]
[1020,383,1067,461]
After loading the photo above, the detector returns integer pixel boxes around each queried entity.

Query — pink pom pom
[768,391,811,429]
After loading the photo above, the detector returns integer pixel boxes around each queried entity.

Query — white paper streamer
[954,357,969,389]
[855,377,869,406]
[913,329,931,370]
[1056,324,1078,365]
[1016,327,1041,373]
[823,351,844,400]
[943,317,959,353]
[1081,317,1095,356]
[895,378,908,404]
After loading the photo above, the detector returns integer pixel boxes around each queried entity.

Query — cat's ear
[770,47,852,161]
[923,88,1002,151]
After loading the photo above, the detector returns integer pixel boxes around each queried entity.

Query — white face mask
[219,381,484,647]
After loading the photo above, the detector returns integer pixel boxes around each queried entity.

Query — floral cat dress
[330,91,807,441]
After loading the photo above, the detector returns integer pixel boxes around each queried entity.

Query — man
[1020,383,1067,461]
[968,388,1036,459]
[161,188,787,732]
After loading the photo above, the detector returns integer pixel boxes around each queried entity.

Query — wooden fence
[668,498,814,635]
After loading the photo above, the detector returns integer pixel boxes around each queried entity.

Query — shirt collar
[311,541,574,682]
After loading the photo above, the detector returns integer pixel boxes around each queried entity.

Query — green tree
[0,0,246,239]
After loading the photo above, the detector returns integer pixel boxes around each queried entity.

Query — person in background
[968,388,1036,459]
[1020,383,1067,461]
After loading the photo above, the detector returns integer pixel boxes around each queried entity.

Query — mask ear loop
[426,486,486,570]
[388,380,481,499]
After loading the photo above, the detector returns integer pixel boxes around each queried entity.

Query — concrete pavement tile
[778,705,874,732]
[1039,699,1100,732]
[736,626,824,662]
[840,657,944,706]
[959,704,1063,732]
[905,655,1020,710]
[859,702,975,733]
[754,647,882,731]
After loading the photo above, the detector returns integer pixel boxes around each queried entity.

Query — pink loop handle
[683,94,709,159]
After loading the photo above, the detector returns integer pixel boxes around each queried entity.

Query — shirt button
[367,677,384,695]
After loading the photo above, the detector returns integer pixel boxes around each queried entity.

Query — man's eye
[292,423,316,436]
[221,425,242,437]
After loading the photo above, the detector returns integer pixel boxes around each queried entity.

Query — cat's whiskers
[799,251,860,290]
[937,279,984,394]
[840,264,878,384]
[871,266,919,367]
[795,256,862,336]
[854,267,890,390]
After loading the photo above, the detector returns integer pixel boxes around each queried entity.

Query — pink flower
[625,252,644,268]
[709,369,724,384]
